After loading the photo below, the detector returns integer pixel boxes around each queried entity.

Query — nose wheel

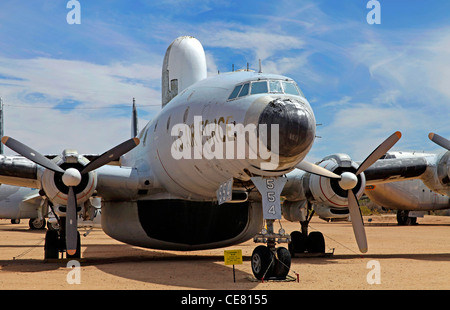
[251,245,291,280]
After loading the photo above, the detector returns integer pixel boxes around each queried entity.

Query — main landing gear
[288,204,326,257]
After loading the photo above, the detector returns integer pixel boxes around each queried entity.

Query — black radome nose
[258,98,315,158]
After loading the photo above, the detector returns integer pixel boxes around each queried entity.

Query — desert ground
[0,214,449,291]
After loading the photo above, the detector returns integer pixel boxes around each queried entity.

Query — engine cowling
[308,153,366,208]
[41,149,97,207]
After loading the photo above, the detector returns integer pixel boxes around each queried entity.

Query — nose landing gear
[250,177,291,280]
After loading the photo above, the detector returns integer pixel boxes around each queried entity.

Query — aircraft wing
[363,156,429,185]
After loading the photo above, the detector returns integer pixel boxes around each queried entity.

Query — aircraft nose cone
[258,98,315,158]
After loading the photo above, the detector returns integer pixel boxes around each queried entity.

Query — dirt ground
[0,214,449,291]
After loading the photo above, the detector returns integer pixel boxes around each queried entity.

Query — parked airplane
[0,36,404,280]
[0,182,101,230]
[0,184,45,229]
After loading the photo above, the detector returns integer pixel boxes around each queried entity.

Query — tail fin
[131,98,138,138]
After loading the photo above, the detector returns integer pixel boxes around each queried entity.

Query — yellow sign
[224,249,243,265]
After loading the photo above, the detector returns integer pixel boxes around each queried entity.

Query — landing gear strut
[251,177,291,280]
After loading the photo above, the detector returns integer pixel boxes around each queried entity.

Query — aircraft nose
[258,98,315,159]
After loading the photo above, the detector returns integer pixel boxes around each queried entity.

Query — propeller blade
[347,190,368,253]
[81,137,140,174]
[66,186,78,256]
[1,136,64,173]
[355,131,402,175]
[429,133,450,151]
[296,160,341,179]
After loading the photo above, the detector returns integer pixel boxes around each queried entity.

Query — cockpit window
[238,83,250,97]
[282,81,300,96]
[227,79,305,101]
[228,85,242,100]
[251,81,268,94]
[269,80,283,93]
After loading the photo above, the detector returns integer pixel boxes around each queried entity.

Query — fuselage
[124,71,316,200]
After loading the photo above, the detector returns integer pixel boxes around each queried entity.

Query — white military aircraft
[0,36,404,280]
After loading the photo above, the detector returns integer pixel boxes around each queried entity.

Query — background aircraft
[0,36,407,281]
[0,184,45,229]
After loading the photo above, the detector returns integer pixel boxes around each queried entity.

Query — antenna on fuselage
[258,59,262,73]
[131,97,139,138]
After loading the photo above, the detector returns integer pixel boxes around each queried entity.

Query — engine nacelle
[308,153,366,208]
[41,149,97,207]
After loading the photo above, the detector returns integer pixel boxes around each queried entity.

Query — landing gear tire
[251,246,274,280]
[307,231,325,253]
[29,218,46,230]
[397,210,417,226]
[44,230,59,259]
[289,231,307,256]
[289,231,325,254]
[251,246,292,280]
[272,247,291,279]
[47,221,59,231]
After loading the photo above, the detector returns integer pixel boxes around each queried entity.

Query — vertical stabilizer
[162,36,207,107]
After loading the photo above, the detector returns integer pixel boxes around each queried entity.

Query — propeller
[429,133,450,151]
[296,131,402,253]
[2,136,140,255]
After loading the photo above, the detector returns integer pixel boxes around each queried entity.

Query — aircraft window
[228,85,242,100]
[269,80,283,93]
[251,81,268,94]
[238,83,249,97]
[282,81,300,96]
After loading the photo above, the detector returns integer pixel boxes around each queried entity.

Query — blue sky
[0,0,449,162]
